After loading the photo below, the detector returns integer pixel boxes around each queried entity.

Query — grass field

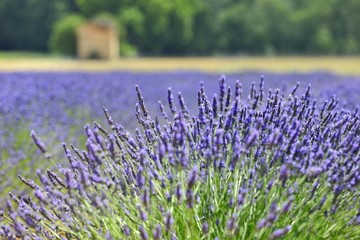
[0,54,360,75]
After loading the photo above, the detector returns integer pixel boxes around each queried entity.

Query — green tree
[75,0,126,17]
[116,0,201,55]
[330,0,360,54]
[216,2,269,54]
[49,14,85,56]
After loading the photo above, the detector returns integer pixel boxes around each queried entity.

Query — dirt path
[1,56,360,75]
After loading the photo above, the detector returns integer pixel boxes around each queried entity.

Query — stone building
[77,20,119,59]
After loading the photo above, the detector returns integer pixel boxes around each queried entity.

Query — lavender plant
[1,71,360,197]
[1,75,360,239]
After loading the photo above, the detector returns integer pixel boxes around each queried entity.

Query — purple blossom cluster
[1,73,360,239]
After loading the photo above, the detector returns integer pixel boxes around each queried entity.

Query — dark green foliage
[1,0,360,55]
[0,0,70,52]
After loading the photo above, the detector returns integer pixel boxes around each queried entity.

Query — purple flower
[256,218,267,230]
[279,165,290,187]
[306,166,323,178]
[165,211,174,232]
[168,88,177,115]
[227,214,237,233]
[141,188,150,207]
[269,225,291,239]
[139,225,148,240]
[30,130,47,154]
[123,225,131,236]
[136,205,148,222]
[246,129,259,149]
[202,222,209,234]
[186,189,194,208]
[187,166,198,189]
[175,184,182,202]
[281,196,294,214]
[153,224,162,240]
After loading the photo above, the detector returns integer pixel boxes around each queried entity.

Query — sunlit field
[1,55,360,75]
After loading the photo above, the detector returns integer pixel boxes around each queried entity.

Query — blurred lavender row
[2,71,359,129]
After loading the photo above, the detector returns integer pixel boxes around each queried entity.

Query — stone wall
[77,22,119,60]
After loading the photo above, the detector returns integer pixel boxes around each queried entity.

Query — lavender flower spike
[269,226,291,239]
[30,130,48,155]
[187,166,198,189]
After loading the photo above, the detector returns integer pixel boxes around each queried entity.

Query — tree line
[0,0,359,56]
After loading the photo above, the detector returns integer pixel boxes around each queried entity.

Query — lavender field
[1,71,360,239]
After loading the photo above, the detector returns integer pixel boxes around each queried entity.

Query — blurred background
[0,0,359,58]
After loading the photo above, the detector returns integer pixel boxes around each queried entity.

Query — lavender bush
[5,71,355,196]
[1,74,359,239]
